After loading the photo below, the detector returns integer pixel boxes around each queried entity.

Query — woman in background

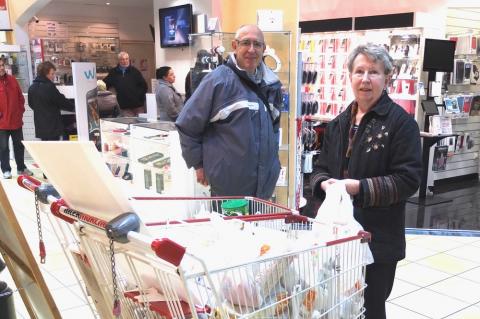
[28,61,75,141]
[155,66,183,121]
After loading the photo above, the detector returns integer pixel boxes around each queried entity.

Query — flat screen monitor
[422,38,456,72]
[421,100,439,115]
[158,4,193,48]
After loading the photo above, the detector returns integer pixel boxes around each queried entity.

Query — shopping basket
[18,175,370,319]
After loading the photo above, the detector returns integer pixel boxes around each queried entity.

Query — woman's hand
[321,178,338,191]
[321,178,360,195]
[343,179,360,195]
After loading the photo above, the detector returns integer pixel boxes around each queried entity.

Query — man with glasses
[0,57,33,179]
[176,24,283,199]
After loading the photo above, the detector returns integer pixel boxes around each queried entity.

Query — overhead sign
[0,0,12,30]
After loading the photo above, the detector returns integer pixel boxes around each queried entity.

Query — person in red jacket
[0,57,33,179]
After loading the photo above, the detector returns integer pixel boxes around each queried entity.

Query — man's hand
[196,168,209,186]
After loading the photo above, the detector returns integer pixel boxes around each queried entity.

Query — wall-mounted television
[422,38,456,73]
[159,4,193,48]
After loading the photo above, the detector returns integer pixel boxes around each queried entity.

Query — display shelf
[130,122,202,196]
[100,117,146,179]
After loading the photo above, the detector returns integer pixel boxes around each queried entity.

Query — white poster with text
[72,62,100,150]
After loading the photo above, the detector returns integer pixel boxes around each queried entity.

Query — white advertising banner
[71,62,100,149]
[0,0,12,30]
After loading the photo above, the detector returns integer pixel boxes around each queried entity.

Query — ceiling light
[106,2,110,5]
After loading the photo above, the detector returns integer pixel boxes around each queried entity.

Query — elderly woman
[155,66,183,121]
[310,44,422,319]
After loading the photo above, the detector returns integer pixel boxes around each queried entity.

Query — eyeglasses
[235,39,264,49]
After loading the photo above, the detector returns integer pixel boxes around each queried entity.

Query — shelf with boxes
[100,117,146,179]
[299,28,423,118]
[29,19,120,84]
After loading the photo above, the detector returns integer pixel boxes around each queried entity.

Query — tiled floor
[387,234,480,319]
[1,175,480,318]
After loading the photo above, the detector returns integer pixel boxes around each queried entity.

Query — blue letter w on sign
[84,70,95,79]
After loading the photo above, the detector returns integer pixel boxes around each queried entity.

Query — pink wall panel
[300,0,446,21]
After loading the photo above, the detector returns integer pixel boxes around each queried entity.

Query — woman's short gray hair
[347,43,394,75]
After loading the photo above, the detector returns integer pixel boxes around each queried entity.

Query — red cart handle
[17,175,42,192]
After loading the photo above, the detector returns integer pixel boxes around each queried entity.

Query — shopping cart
[18,175,370,319]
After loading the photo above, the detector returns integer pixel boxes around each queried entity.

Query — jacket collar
[368,91,394,116]
[33,75,51,84]
[342,90,393,120]
[227,53,279,86]
[115,64,131,73]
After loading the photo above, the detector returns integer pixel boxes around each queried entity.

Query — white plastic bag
[314,181,374,264]
[315,181,351,226]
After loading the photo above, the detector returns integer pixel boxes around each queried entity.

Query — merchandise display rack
[295,27,425,210]
[299,27,423,119]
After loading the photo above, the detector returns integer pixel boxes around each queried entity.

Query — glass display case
[100,117,146,179]
[129,122,205,197]
[188,31,291,205]
[0,50,30,92]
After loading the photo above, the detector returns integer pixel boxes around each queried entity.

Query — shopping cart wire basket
[18,175,371,319]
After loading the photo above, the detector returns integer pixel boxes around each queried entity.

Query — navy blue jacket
[176,55,283,199]
[311,92,422,262]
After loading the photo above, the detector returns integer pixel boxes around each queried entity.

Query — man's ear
[232,39,238,51]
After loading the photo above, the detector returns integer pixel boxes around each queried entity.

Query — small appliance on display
[158,4,193,48]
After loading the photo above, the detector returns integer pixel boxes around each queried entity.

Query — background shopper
[155,66,183,121]
[104,51,148,117]
[176,24,283,199]
[184,49,211,102]
[28,61,75,141]
[0,57,33,179]
[96,79,119,118]
[310,43,422,319]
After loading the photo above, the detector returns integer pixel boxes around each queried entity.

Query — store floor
[2,176,480,319]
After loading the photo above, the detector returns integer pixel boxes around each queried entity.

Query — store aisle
[1,177,480,319]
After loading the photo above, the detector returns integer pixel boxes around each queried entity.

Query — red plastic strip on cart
[326,230,371,246]
[131,196,294,212]
[145,213,293,226]
[151,238,186,266]
[39,240,46,264]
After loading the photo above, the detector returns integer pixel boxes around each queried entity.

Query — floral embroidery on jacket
[364,120,389,153]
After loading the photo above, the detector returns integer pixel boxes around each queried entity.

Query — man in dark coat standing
[0,57,33,179]
[103,51,148,117]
